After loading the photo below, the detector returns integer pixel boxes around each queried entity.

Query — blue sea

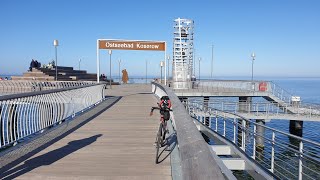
[262,78,320,143]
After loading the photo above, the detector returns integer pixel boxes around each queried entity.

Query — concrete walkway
[2,84,171,179]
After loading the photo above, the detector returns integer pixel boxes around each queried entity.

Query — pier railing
[187,101,320,179]
[170,80,294,105]
[188,99,320,120]
[0,80,96,96]
[0,83,106,149]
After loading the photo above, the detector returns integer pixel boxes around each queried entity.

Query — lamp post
[211,44,214,78]
[198,57,201,81]
[167,55,170,79]
[118,59,121,83]
[251,52,256,90]
[78,58,81,70]
[194,48,196,76]
[160,61,164,83]
[109,50,112,89]
[146,60,148,84]
[53,40,59,81]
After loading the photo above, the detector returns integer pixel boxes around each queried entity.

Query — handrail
[0,80,96,96]
[152,82,231,180]
[188,99,320,120]
[188,101,320,179]
[0,83,105,101]
[0,83,106,149]
[171,80,295,105]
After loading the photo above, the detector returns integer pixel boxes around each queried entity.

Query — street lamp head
[251,52,256,60]
[160,61,164,67]
[108,50,112,55]
[198,57,201,61]
[167,55,170,60]
[53,40,59,46]
[79,58,81,62]
[119,59,121,63]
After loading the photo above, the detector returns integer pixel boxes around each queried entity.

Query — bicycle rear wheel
[155,123,163,164]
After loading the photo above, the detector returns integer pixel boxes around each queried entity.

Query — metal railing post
[215,112,218,132]
[209,109,212,128]
[233,118,236,143]
[223,114,226,137]
[299,141,303,180]
[271,132,275,173]
[242,119,246,151]
[273,83,275,95]
[253,124,256,160]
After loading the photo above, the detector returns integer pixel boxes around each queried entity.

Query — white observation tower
[172,18,194,89]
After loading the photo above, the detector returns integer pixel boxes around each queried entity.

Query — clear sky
[1,0,319,78]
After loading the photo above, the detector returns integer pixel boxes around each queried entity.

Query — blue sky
[0,0,319,78]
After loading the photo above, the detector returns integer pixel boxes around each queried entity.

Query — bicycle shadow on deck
[156,132,177,164]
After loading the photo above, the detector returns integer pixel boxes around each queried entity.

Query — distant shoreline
[1,74,320,81]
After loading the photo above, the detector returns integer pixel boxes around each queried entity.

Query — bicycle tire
[162,121,167,142]
[155,123,163,164]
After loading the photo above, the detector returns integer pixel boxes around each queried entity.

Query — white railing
[171,80,294,105]
[187,101,320,179]
[0,80,96,96]
[0,83,105,148]
[268,82,293,105]
[188,99,320,120]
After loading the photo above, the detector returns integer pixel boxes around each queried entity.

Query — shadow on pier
[1,134,102,179]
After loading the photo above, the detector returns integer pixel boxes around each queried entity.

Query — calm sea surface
[267,78,320,143]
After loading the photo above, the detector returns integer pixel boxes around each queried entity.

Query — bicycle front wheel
[155,123,163,164]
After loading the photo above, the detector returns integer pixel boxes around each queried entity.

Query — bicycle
[150,98,172,164]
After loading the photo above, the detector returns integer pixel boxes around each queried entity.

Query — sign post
[97,39,167,85]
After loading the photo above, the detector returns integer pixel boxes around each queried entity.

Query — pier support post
[203,96,209,111]
[203,96,210,127]
[255,119,265,148]
[289,96,303,137]
[255,119,265,161]
[238,97,251,147]
[289,120,303,137]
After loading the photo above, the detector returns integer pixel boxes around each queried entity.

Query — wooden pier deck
[2,84,171,179]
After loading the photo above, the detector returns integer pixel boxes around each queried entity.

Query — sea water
[266,78,320,142]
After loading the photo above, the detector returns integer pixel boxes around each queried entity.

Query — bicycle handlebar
[149,107,172,116]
